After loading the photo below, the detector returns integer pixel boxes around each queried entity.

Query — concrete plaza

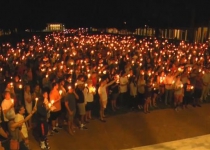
[30,103,210,150]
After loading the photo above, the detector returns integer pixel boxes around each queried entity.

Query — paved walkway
[125,134,210,150]
[29,103,210,150]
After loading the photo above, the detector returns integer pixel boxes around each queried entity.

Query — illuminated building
[44,23,65,32]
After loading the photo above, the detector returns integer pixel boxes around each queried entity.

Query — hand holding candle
[35,97,38,106]
[59,90,62,95]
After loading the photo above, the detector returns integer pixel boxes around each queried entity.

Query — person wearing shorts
[75,81,87,129]
[65,85,78,135]
[49,82,61,133]
[98,78,116,122]
[83,80,96,122]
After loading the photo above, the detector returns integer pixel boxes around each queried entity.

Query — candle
[51,100,54,104]
[180,84,183,88]
[92,87,96,93]
[35,98,38,106]
[11,99,14,104]
[191,86,194,90]
[68,86,71,90]
[59,90,62,95]
[48,103,52,108]
[19,84,22,89]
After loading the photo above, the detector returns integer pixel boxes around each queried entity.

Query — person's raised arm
[106,79,117,87]
[10,107,36,129]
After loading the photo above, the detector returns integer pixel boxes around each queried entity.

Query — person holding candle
[65,84,78,135]
[4,82,16,101]
[58,79,67,126]
[151,76,158,107]
[183,80,193,108]
[36,94,51,149]
[14,75,23,106]
[129,76,138,110]
[7,104,36,150]
[137,75,146,110]
[1,92,15,131]
[24,85,32,129]
[14,105,30,149]
[193,72,203,107]
[201,68,210,102]
[173,75,184,111]
[74,81,88,129]
[110,72,119,112]
[164,72,175,106]
[49,82,62,133]
[98,77,117,122]
[83,80,96,122]
[119,71,129,107]
[144,79,152,113]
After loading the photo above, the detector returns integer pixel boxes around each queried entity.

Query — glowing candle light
[19,84,22,89]
[35,97,38,106]
[59,90,62,95]
[51,100,54,104]
[48,103,52,108]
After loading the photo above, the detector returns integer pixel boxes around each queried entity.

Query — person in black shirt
[109,71,119,112]
[183,80,193,108]
[37,96,50,149]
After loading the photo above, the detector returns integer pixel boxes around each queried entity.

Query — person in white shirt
[98,78,116,122]
[15,105,30,149]
[119,72,129,107]
[164,72,175,105]
[129,76,137,110]
[83,80,96,122]
[1,91,15,124]
[173,75,184,111]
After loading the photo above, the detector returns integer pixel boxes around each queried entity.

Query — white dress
[24,91,32,113]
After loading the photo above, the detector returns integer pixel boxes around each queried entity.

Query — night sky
[0,0,210,30]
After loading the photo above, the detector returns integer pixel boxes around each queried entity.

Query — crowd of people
[0,31,209,149]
